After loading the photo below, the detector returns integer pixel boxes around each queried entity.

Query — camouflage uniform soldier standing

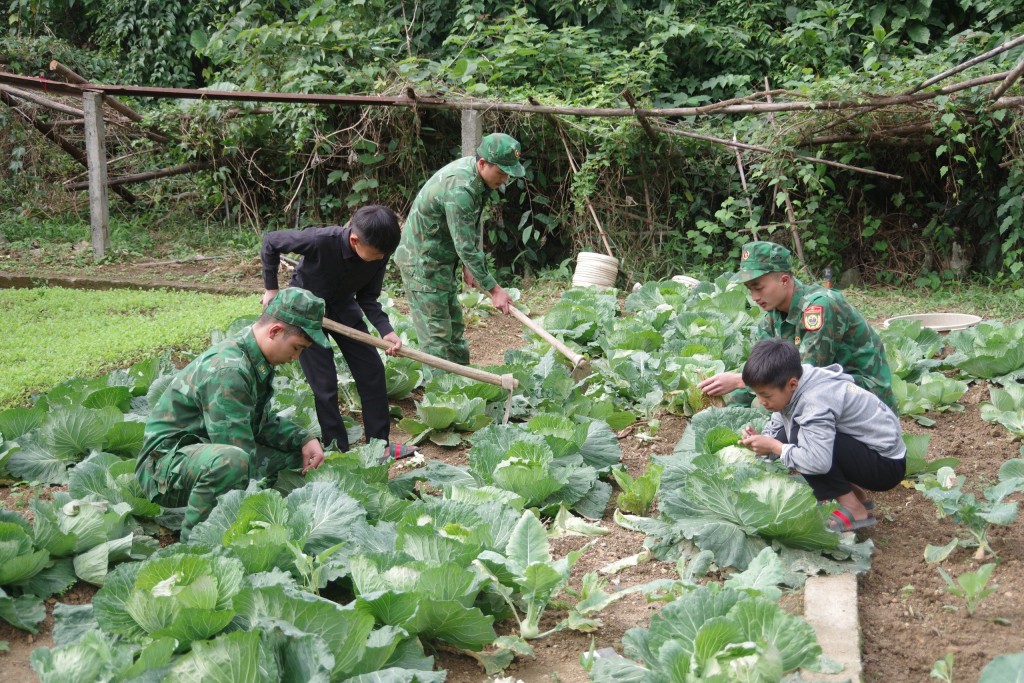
[136,288,330,541]
[699,241,898,413]
[394,133,526,364]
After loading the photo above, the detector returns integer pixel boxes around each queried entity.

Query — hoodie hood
[783,363,855,416]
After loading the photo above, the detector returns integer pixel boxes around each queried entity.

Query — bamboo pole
[622,89,658,145]
[50,60,171,143]
[320,317,518,390]
[731,133,757,239]
[648,124,902,180]
[50,60,142,121]
[1,70,1018,119]
[807,123,936,145]
[909,33,1024,95]
[814,37,1024,136]
[0,84,84,116]
[991,56,1024,101]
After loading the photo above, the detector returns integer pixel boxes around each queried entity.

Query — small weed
[930,652,955,682]
[938,563,997,616]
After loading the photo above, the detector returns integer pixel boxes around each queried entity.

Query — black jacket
[261,225,393,335]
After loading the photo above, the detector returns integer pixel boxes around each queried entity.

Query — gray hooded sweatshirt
[763,363,906,475]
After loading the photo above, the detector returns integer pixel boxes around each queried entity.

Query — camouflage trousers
[401,272,470,365]
[137,442,299,541]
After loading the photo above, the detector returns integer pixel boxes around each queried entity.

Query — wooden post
[766,78,806,270]
[461,109,482,157]
[83,92,110,260]
[461,109,484,250]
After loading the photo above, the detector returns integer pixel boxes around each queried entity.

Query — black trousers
[298,314,389,451]
[783,426,906,501]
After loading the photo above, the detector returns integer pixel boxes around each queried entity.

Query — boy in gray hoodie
[738,338,906,531]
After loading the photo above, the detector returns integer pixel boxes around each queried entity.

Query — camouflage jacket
[137,327,312,466]
[394,156,496,291]
[756,278,897,412]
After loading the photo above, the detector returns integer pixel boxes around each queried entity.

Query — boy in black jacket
[261,204,415,460]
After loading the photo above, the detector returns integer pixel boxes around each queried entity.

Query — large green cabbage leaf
[592,585,821,681]
[94,545,246,649]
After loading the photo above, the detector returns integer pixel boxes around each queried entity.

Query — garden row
[3,279,1024,680]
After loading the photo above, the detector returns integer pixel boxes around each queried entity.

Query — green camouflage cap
[265,287,331,348]
[732,241,793,283]
[476,133,526,178]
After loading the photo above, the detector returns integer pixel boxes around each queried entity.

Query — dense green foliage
[4,1,1024,280]
[0,287,256,406]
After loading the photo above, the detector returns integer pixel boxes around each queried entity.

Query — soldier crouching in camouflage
[698,241,898,414]
[135,288,330,541]
[394,132,526,364]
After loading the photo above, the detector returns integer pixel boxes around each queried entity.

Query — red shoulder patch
[803,304,824,331]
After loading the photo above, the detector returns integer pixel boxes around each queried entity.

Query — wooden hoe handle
[320,316,518,390]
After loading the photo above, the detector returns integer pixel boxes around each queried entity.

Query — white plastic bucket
[572,251,619,288]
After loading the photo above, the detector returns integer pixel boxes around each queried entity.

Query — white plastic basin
[882,313,981,332]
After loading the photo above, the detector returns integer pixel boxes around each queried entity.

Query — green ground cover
[843,285,1024,324]
[0,286,257,407]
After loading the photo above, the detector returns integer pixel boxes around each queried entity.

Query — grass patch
[0,210,263,266]
[0,286,258,407]
[843,284,1024,323]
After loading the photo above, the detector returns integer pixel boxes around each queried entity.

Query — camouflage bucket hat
[476,133,526,178]
[732,241,793,283]
[265,287,331,348]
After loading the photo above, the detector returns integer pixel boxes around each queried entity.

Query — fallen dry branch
[0,90,138,204]
[135,255,230,267]
[63,159,221,191]
[49,60,171,144]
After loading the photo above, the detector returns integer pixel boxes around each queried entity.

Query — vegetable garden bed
[2,278,1024,682]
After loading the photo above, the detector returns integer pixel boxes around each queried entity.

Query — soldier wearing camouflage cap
[394,132,526,363]
[136,287,330,540]
[699,241,898,413]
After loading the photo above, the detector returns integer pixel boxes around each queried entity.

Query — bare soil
[860,383,1024,683]
[2,260,1023,683]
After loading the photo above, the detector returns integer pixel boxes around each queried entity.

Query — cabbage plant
[980,382,1024,437]
[476,511,591,639]
[586,584,823,681]
[94,545,247,650]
